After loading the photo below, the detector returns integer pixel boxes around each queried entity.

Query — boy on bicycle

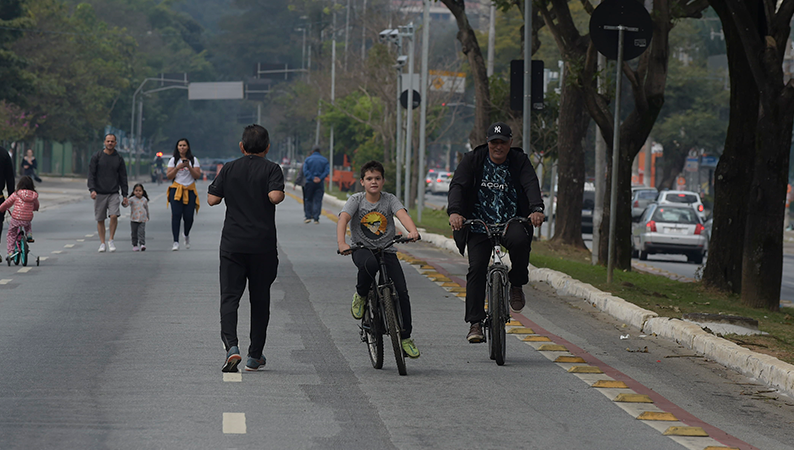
[337,160,421,358]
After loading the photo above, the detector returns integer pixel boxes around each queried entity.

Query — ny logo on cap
[494,126,501,134]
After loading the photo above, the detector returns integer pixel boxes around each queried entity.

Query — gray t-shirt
[341,192,406,252]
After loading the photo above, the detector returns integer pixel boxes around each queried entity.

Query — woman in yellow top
[166,138,201,251]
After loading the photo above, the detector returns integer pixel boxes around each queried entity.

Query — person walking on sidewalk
[301,146,329,223]
[207,124,285,372]
[166,138,201,251]
[127,183,149,251]
[0,146,14,244]
[88,134,128,253]
[447,122,545,343]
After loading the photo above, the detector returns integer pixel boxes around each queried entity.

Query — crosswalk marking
[0,279,11,285]
[77,239,85,242]
[222,413,246,434]
[223,373,242,382]
[51,251,62,254]
[64,244,74,248]
[17,268,32,273]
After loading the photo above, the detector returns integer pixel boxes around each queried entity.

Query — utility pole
[329,6,337,192]
[417,2,430,222]
[403,23,415,207]
[522,0,532,154]
[487,2,496,77]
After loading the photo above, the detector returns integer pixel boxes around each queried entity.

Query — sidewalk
[317,190,794,400]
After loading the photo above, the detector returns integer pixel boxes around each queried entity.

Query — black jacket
[87,149,128,197]
[0,149,15,201]
[447,144,544,255]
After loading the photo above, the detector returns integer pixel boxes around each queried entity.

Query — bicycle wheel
[363,289,383,369]
[381,285,407,376]
[20,239,28,266]
[488,270,506,366]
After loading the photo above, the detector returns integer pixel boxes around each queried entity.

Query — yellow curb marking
[568,366,603,374]
[64,244,74,248]
[420,265,434,269]
[592,380,627,388]
[523,336,552,342]
[441,282,459,287]
[429,276,452,282]
[506,320,521,326]
[662,426,708,437]
[222,412,247,434]
[223,373,242,382]
[555,355,585,363]
[446,287,466,292]
[506,327,534,334]
[17,267,32,273]
[456,293,466,297]
[537,344,568,351]
[423,272,443,277]
[614,393,653,403]
[637,411,678,421]
[0,279,11,285]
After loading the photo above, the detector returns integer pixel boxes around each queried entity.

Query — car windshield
[652,207,698,224]
[664,193,698,204]
[637,191,657,200]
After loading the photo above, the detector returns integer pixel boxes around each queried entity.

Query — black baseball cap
[486,122,512,142]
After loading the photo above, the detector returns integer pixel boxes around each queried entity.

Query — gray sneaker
[467,323,484,343]
[222,346,242,372]
[509,286,526,312]
[245,355,266,371]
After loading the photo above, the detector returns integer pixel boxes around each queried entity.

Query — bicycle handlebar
[461,217,529,237]
[337,234,421,255]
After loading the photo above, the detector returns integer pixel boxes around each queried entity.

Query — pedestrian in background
[88,134,128,253]
[127,183,149,252]
[301,146,329,224]
[0,176,38,259]
[21,149,42,183]
[0,146,14,246]
[207,124,285,373]
[293,163,309,220]
[166,138,201,251]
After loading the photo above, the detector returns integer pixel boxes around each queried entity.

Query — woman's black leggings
[168,188,196,243]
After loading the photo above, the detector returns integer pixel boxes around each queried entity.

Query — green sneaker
[351,292,365,319]
[401,338,420,359]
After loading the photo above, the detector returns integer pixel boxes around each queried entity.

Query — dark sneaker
[351,292,365,320]
[245,355,267,371]
[467,323,484,343]
[401,338,420,358]
[222,346,242,372]
[510,285,526,312]
[26,234,34,243]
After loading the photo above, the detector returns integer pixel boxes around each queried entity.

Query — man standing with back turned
[208,124,285,372]
[88,134,128,253]
[447,122,545,343]
[302,145,329,224]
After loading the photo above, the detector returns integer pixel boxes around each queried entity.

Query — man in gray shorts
[87,134,128,252]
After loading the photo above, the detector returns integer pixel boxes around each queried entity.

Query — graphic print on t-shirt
[472,157,517,232]
[360,211,389,239]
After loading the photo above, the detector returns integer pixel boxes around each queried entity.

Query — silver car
[631,187,658,219]
[632,204,707,264]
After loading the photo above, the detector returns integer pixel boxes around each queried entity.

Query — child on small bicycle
[0,176,39,258]
[127,183,149,251]
[337,161,421,358]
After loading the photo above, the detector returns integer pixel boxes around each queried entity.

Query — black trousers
[220,250,278,359]
[465,223,533,324]
[168,188,196,243]
[352,250,413,338]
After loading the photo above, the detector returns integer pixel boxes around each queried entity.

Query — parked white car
[632,203,708,264]
[656,190,707,222]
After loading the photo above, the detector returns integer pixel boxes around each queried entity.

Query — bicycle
[339,235,419,376]
[6,226,39,267]
[462,217,529,366]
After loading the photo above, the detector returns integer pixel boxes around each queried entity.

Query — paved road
[1,178,793,449]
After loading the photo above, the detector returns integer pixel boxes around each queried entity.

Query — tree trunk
[550,74,588,248]
[439,0,490,146]
[702,0,757,294]
[655,146,688,190]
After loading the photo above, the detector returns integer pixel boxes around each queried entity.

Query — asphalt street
[1,177,793,449]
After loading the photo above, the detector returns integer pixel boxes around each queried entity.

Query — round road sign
[589,0,653,61]
[400,89,421,109]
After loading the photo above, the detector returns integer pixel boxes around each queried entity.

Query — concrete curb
[317,191,794,398]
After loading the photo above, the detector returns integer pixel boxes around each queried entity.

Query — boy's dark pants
[465,224,532,324]
[220,250,278,359]
[352,250,412,338]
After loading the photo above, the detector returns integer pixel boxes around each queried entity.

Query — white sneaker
[98,243,106,253]
[108,240,116,252]
[172,242,179,251]
[184,234,190,249]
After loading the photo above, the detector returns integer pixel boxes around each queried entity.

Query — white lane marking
[85,234,94,237]
[51,251,62,254]
[39,257,48,261]
[17,267,32,273]
[64,244,74,248]
[77,239,85,242]
[0,279,11,285]
[222,413,246,434]
[223,373,242,382]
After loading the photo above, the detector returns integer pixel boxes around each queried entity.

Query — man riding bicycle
[447,122,545,343]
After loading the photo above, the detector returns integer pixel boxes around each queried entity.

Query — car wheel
[692,252,704,265]
[639,249,648,261]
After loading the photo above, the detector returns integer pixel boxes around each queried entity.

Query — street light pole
[417,1,430,222]
[522,0,532,154]
[329,7,337,192]
[403,23,415,207]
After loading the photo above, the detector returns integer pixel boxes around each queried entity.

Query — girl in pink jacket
[0,176,39,256]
